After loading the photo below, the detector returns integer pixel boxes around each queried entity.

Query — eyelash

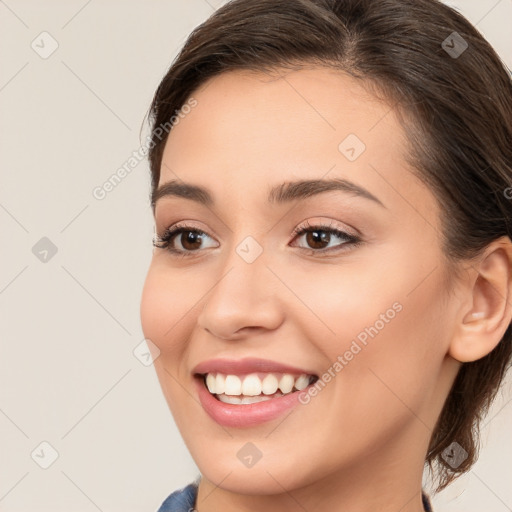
[153,220,362,258]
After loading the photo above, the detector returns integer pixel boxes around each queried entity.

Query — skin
[140,67,512,512]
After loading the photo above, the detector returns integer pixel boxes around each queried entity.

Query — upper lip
[192,357,318,376]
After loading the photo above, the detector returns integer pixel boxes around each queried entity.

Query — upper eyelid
[292,219,357,236]
[167,221,217,237]
[158,216,357,235]
[157,221,353,239]
[156,222,358,249]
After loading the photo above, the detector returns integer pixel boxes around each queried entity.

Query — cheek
[328,271,449,431]
[291,252,448,419]
[275,260,400,350]
[140,263,198,356]
[140,264,200,411]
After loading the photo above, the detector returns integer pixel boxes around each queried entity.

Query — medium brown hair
[146,0,512,492]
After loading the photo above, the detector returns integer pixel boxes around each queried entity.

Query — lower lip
[194,376,311,428]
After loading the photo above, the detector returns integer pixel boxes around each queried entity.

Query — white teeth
[278,374,294,394]
[217,394,275,404]
[203,372,314,398]
[261,374,279,395]
[215,373,225,394]
[224,375,242,395]
[241,374,262,396]
[294,374,310,391]
[217,394,243,404]
[206,373,216,393]
[241,395,272,404]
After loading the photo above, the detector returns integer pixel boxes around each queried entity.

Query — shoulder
[156,480,199,512]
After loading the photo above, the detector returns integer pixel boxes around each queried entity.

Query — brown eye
[153,226,218,255]
[179,230,205,251]
[304,229,332,249]
[291,223,362,253]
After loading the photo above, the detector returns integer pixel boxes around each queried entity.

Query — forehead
[159,66,437,223]
[163,66,400,169]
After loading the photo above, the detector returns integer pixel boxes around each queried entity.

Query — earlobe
[449,236,512,363]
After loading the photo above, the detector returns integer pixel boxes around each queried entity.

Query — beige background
[0,1,511,511]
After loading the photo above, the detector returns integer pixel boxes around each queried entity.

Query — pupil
[182,231,202,250]
[307,230,329,249]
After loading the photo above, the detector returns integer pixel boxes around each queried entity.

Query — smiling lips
[192,358,319,424]
[204,372,315,404]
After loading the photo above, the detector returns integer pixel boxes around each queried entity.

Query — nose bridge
[212,226,270,298]
[197,235,283,339]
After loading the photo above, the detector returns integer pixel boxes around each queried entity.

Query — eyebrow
[151,178,386,209]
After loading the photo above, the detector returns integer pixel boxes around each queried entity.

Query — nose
[197,252,284,341]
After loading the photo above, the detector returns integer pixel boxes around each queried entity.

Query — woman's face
[140,67,462,497]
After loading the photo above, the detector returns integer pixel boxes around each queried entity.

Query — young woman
[140,0,512,510]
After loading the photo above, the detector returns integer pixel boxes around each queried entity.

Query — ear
[449,236,512,363]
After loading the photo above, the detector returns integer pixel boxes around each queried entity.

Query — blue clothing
[157,478,199,512]
[156,479,434,511]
